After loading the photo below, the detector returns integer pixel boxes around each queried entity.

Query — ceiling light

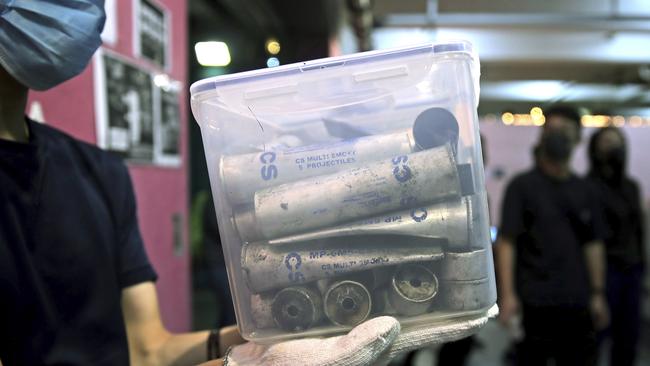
[195,41,231,67]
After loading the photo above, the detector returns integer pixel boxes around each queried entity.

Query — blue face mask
[0,0,106,91]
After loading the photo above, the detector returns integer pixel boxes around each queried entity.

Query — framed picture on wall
[94,49,155,163]
[134,0,170,70]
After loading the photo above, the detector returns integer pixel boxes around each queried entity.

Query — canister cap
[272,287,323,332]
[324,280,372,327]
[412,107,459,151]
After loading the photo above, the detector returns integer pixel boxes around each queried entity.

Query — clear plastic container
[190,41,496,343]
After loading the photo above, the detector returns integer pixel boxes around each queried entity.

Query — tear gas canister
[268,197,473,251]
[241,237,445,293]
[234,144,461,241]
[220,107,459,205]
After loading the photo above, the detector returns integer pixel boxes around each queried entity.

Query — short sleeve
[114,163,158,288]
[499,177,525,241]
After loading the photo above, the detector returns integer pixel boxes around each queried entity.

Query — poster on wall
[135,0,169,69]
[95,49,181,166]
[95,51,155,162]
[153,82,182,166]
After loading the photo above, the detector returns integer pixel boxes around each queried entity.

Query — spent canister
[234,144,461,241]
[388,264,439,316]
[323,280,372,326]
[241,236,445,293]
[439,248,489,281]
[220,107,458,205]
[436,278,492,311]
[272,286,323,332]
[268,197,473,251]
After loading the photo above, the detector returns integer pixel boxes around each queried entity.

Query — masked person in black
[587,127,645,366]
[494,106,609,366]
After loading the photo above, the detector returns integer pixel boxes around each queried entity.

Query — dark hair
[544,105,582,135]
[587,126,626,166]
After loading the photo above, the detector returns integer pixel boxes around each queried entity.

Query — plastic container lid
[189,41,474,97]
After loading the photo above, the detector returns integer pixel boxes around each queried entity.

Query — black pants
[518,305,596,366]
[600,263,644,366]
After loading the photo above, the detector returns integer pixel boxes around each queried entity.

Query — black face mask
[595,146,626,182]
[541,132,572,162]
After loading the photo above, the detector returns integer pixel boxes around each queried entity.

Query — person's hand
[497,293,519,327]
[220,305,497,366]
[589,293,609,331]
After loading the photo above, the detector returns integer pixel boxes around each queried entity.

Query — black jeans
[518,305,596,366]
[600,263,644,366]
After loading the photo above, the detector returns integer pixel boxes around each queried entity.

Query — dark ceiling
[189,0,342,77]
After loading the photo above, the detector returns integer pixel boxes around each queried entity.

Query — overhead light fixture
[266,57,280,68]
[612,115,625,127]
[501,112,514,125]
[266,39,281,55]
[530,107,543,116]
[195,41,231,67]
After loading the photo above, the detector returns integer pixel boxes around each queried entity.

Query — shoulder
[506,169,537,190]
[32,121,130,182]
[624,176,642,193]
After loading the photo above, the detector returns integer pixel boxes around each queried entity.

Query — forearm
[495,237,516,297]
[135,326,244,365]
[123,283,213,366]
[155,330,210,366]
[583,241,606,293]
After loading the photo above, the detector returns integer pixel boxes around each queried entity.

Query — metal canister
[221,129,416,205]
[439,248,488,281]
[271,286,323,332]
[436,278,492,311]
[316,270,379,293]
[234,144,461,241]
[388,264,439,316]
[250,293,275,329]
[323,280,372,326]
[268,197,472,251]
[220,107,459,205]
[241,237,444,293]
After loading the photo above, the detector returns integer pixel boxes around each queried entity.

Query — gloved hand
[222,304,498,366]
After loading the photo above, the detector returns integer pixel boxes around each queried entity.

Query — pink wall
[27,0,190,331]
[481,122,650,227]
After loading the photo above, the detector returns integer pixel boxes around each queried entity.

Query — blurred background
[28,0,650,365]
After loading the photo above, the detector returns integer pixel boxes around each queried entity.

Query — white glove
[224,316,400,366]
[223,305,498,366]
[375,304,499,364]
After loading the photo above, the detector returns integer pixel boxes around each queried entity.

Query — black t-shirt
[0,119,157,365]
[499,167,606,307]
[586,174,645,270]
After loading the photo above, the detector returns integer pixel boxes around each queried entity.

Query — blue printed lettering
[410,208,428,222]
[260,165,278,180]
[288,272,305,283]
[392,155,412,182]
[260,152,278,180]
